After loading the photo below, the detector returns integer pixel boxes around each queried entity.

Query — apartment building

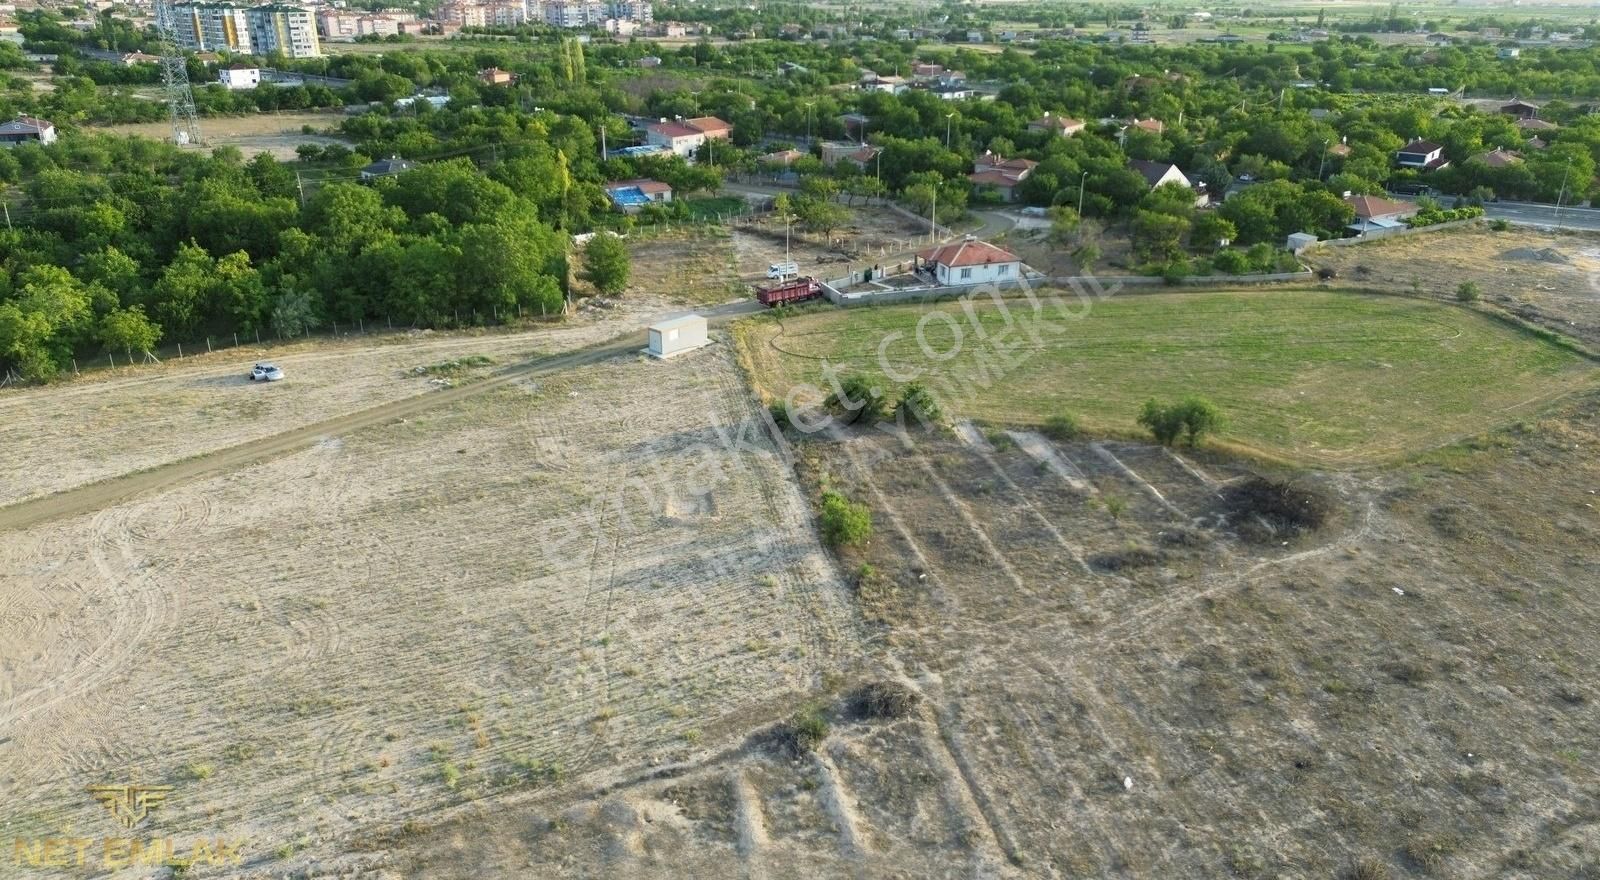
[171,2,319,56]
[248,4,320,57]
[171,3,253,53]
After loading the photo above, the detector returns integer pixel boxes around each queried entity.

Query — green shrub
[768,399,791,430]
[1042,413,1081,441]
[897,381,943,425]
[1456,281,1479,302]
[781,706,830,754]
[1488,218,1510,232]
[1139,397,1223,447]
[819,490,872,547]
[826,375,889,424]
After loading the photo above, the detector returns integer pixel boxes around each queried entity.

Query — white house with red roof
[644,116,730,159]
[0,115,56,146]
[645,119,706,158]
[916,237,1023,286]
[1344,193,1418,234]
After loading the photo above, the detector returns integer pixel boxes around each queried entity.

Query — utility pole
[2,202,9,231]
[945,112,954,148]
[930,186,938,243]
[295,170,306,207]
[1077,170,1088,217]
[600,125,607,160]
[1556,155,1573,218]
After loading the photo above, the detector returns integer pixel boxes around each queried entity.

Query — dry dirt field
[88,112,349,159]
[0,295,680,507]
[0,334,861,877]
[1305,224,1600,348]
[4,265,1598,879]
[377,404,1600,879]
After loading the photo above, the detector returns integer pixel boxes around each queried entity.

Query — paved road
[1482,200,1600,231]
[0,304,763,534]
[1391,193,1600,231]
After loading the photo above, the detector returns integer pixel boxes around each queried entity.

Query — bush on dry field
[778,705,831,756]
[1043,413,1082,441]
[853,681,920,720]
[820,490,872,547]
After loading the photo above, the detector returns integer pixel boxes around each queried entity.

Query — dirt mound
[1499,246,1571,264]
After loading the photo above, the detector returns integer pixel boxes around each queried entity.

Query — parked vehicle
[756,277,822,307]
[249,362,285,382]
[766,261,799,279]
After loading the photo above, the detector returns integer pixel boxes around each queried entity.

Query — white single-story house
[916,238,1023,286]
[219,65,261,90]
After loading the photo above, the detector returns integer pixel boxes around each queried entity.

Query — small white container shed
[647,314,709,359]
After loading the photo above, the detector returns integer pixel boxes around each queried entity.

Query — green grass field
[739,289,1598,465]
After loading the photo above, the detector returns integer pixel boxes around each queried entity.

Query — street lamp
[803,101,815,147]
[945,112,955,148]
[1077,170,1089,217]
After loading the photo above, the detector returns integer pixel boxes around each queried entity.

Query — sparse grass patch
[777,705,830,756]
[417,355,496,377]
[184,762,215,781]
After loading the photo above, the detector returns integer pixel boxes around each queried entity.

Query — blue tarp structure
[608,186,652,208]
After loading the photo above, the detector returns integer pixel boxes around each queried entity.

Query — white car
[249,362,284,382]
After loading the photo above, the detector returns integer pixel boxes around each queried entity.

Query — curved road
[0,302,762,534]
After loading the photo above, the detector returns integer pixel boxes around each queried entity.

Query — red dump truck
[755,277,822,307]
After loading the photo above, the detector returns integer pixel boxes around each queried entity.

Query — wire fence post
[233,332,239,348]
[206,337,212,354]
[71,358,78,376]
[359,317,364,333]
[177,343,183,359]
[256,328,261,344]
[109,352,115,369]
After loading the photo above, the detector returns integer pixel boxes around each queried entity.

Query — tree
[1131,209,1190,263]
[1176,396,1223,446]
[581,232,630,296]
[1137,399,1185,446]
[1456,281,1479,302]
[897,381,943,426]
[795,197,849,241]
[98,305,161,354]
[1191,214,1237,252]
[826,374,888,425]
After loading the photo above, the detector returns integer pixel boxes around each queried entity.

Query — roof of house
[650,314,705,332]
[1528,136,1549,149]
[917,238,1019,268]
[1344,193,1418,220]
[1030,113,1084,130]
[606,178,672,194]
[1128,159,1187,189]
[968,170,1026,188]
[1473,147,1523,167]
[1399,139,1443,153]
[685,116,730,134]
[977,155,1037,173]
[1127,117,1164,133]
[1328,141,1353,156]
[224,63,257,71]
[362,156,413,175]
[648,120,702,139]
[1501,99,1541,110]
[760,149,806,164]
[843,146,880,163]
[1516,117,1558,131]
[1,115,53,133]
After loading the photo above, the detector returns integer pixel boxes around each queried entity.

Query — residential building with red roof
[915,237,1023,286]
